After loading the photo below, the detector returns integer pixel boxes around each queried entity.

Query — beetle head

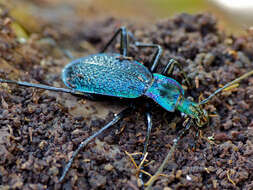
[190,104,209,127]
[177,98,208,127]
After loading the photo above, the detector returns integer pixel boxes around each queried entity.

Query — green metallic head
[189,103,209,127]
[176,98,209,127]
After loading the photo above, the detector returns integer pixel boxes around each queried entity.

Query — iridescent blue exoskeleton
[0,27,253,184]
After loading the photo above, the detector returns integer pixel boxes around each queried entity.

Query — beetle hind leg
[58,106,134,182]
[0,78,98,100]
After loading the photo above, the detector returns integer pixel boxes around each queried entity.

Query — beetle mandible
[0,27,253,183]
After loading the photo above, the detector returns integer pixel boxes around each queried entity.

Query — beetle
[0,27,252,184]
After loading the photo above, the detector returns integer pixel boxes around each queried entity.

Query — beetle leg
[145,119,193,189]
[142,112,152,160]
[115,30,162,72]
[100,26,129,56]
[162,59,191,88]
[189,128,200,151]
[59,106,134,182]
[134,42,163,73]
[138,111,153,184]
[0,78,96,100]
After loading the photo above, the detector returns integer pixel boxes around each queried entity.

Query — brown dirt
[0,3,253,190]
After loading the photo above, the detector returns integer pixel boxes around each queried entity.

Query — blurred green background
[0,0,250,35]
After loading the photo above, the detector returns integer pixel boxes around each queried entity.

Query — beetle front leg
[162,59,191,88]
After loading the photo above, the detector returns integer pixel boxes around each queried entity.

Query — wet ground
[0,3,253,190]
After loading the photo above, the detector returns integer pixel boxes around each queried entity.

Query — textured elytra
[62,53,153,98]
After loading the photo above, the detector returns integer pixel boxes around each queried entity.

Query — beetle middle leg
[130,38,191,88]
[134,42,163,73]
[145,119,194,189]
[126,31,163,73]
[101,27,163,73]
[100,26,129,56]
[138,111,153,183]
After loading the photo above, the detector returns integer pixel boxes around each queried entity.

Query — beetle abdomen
[62,53,152,98]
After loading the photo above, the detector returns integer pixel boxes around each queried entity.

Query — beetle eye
[181,112,187,118]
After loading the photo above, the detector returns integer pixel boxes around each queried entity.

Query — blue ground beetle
[0,27,253,184]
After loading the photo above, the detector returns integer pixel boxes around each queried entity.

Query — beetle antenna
[199,69,253,105]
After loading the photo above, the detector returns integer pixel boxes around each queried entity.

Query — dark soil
[0,4,253,190]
